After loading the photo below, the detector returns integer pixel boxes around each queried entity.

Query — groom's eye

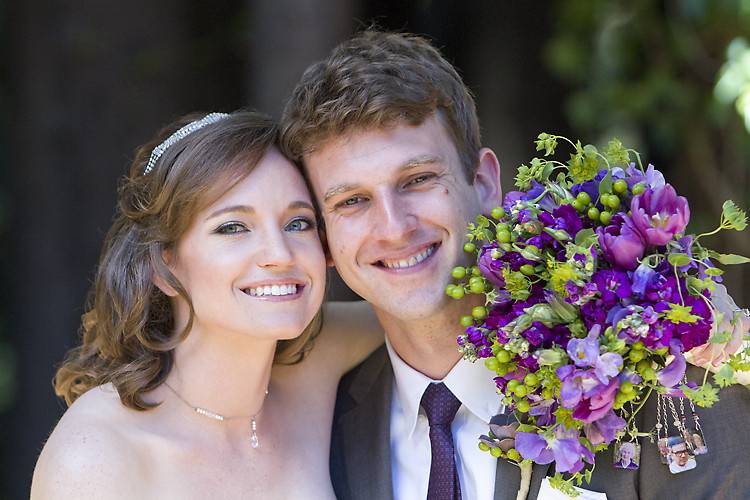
[405,173,435,187]
[337,196,367,208]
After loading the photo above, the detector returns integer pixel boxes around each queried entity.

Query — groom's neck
[375,306,468,380]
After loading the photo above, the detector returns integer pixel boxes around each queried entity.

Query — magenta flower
[596,214,646,270]
[630,184,690,246]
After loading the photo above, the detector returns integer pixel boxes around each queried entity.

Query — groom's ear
[472,147,502,213]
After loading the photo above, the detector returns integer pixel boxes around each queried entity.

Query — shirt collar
[385,336,502,439]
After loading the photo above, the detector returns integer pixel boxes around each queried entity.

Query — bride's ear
[152,250,179,297]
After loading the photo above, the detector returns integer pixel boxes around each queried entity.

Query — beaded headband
[142,112,230,175]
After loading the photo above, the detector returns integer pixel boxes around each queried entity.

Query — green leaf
[711,252,750,265]
[682,382,720,407]
[535,133,558,156]
[574,228,597,247]
[709,329,733,344]
[598,169,613,197]
[604,138,630,165]
[722,200,748,231]
[667,253,692,267]
[704,267,724,276]
[714,364,735,388]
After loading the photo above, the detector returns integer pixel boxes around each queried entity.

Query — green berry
[606,194,620,209]
[628,349,645,362]
[587,207,600,221]
[491,207,506,220]
[516,399,530,412]
[451,266,466,279]
[506,379,520,392]
[471,266,482,276]
[507,449,521,461]
[445,284,456,296]
[615,392,629,406]
[479,442,490,452]
[599,211,612,225]
[541,388,553,399]
[463,242,476,253]
[520,264,536,276]
[496,350,511,363]
[636,359,651,373]
[641,367,656,381]
[620,380,634,394]
[496,364,509,377]
[514,385,528,397]
[632,183,646,195]
[571,199,585,212]
[632,341,645,350]
[450,287,465,299]
[524,373,539,386]
[472,305,488,319]
[614,179,628,194]
[460,315,474,327]
[484,357,499,371]
[496,230,512,243]
[469,280,486,294]
[490,447,503,458]
[576,192,591,205]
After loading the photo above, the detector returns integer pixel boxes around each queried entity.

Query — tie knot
[421,382,462,427]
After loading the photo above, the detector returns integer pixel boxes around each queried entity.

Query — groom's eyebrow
[322,154,444,203]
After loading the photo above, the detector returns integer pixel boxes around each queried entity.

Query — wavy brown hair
[280,29,482,182]
[55,110,323,411]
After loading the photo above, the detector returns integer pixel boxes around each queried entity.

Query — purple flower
[592,269,632,304]
[478,245,505,287]
[584,410,626,445]
[631,263,656,297]
[630,184,690,246]
[625,163,665,189]
[596,214,646,270]
[516,429,594,473]
[567,336,600,368]
[657,341,686,388]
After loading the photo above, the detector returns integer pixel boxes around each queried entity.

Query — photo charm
[667,436,697,474]
[612,441,640,470]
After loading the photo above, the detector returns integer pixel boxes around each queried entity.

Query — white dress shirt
[386,337,503,500]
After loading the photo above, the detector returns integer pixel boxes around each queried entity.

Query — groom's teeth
[246,284,298,296]
[381,245,435,269]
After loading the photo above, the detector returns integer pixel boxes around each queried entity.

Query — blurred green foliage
[544,0,750,157]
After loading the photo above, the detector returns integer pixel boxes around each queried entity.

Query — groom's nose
[370,191,417,243]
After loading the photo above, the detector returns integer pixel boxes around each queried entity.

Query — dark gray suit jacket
[330,348,750,499]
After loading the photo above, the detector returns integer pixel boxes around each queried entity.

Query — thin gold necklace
[164,382,268,449]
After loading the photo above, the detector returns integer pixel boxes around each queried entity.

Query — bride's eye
[285,217,314,232]
[215,222,248,234]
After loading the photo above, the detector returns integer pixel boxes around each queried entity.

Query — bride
[30,111,383,499]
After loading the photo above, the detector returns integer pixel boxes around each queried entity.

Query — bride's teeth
[382,245,435,269]
[246,284,298,297]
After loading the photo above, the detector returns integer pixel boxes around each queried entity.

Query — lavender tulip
[596,214,646,270]
[630,184,690,246]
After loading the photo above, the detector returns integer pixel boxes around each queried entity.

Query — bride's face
[167,147,326,342]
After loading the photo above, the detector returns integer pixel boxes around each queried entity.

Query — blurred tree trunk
[3,2,194,496]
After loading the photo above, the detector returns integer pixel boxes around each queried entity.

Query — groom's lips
[372,242,440,272]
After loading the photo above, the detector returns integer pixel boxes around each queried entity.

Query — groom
[281,30,750,500]
[280,30,549,500]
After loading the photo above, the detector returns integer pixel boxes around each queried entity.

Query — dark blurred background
[3,1,750,497]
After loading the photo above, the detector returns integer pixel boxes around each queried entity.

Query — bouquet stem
[516,461,532,500]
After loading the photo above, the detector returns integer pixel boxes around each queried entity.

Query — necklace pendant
[250,417,260,449]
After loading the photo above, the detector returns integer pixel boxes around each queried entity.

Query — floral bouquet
[448,134,750,498]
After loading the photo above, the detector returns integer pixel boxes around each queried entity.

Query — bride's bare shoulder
[31,385,148,499]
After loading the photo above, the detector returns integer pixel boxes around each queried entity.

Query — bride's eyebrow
[288,200,315,211]
[205,205,254,221]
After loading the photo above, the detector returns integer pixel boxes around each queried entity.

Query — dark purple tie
[421,382,462,500]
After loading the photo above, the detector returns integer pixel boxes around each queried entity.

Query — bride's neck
[165,324,275,421]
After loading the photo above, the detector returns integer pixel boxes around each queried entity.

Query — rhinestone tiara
[143,112,230,175]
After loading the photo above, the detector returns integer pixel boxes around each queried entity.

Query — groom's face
[304,114,496,321]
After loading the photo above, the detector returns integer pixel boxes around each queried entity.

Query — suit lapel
[338,347,395,500]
